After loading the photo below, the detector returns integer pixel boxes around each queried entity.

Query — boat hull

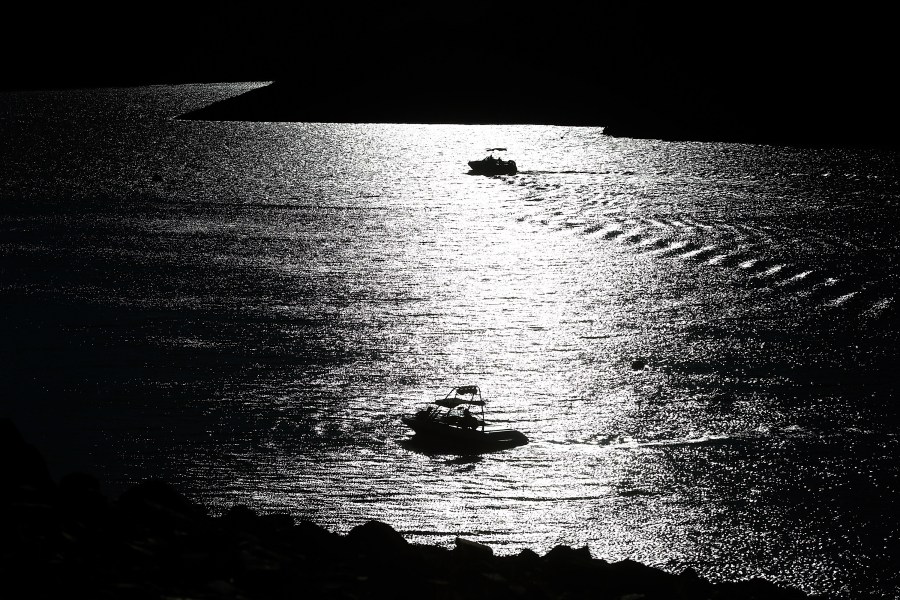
[467,159,517,176]
[401,415,528,453]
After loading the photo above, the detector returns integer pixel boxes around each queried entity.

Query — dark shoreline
[178,81,900,150]
[3,417,829,599]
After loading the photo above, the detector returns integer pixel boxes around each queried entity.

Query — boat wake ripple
[500,173,899,325]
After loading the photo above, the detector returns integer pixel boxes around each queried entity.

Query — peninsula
[180,79,899,149]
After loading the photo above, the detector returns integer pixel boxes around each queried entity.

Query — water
[2,83,899,599]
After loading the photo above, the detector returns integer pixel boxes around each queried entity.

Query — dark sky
[3,5,895,139]
[3,6,890,90]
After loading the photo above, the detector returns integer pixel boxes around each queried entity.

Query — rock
[2,418,833,600]
[221,504,295,536]
[222,503,259,527]
[57,471,110,527]
[454,536,494,562]
[544,543,592,564]
[347,520,408,553]
[289,518,342,551]
[117,479,208,532]
[257,512,294,532]
[118,479,206,515]
[0,417,55,499]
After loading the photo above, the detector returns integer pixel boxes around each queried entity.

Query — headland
[179,80,900,149]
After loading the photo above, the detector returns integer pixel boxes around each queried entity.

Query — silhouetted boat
[401,385,528,452]
[468,154,517,175]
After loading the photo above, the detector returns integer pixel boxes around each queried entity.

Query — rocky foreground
[2,418,827,599]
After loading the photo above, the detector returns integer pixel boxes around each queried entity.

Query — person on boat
[462,408,478,430]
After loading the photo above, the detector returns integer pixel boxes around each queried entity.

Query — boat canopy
[436,397,485,408]
[435,385,486,408]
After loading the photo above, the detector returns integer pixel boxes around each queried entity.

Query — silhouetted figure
[463,408,478,430]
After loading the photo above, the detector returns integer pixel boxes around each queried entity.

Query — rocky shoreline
[2,417,827,599]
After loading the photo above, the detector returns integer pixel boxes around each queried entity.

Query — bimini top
[435,385,486,408]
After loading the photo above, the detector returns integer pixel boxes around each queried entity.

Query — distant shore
[178,80,900,150]
[2,417,828,599]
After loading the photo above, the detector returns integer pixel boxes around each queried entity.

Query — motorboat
[467,154,517,175]
[401,385,528,452]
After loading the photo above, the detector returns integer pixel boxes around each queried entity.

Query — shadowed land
[5,5,895,149]
[178,73,900,149]
[3,417,830,599]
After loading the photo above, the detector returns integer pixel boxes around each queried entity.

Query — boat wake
[493,170,900,328]
[545,434,734,449]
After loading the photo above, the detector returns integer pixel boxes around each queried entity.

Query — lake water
[2,82,899,599]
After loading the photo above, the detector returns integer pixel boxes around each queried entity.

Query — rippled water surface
[2,83,899,599]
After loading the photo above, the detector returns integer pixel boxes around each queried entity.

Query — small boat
[468,154,517,176]
[401,385,528,453]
